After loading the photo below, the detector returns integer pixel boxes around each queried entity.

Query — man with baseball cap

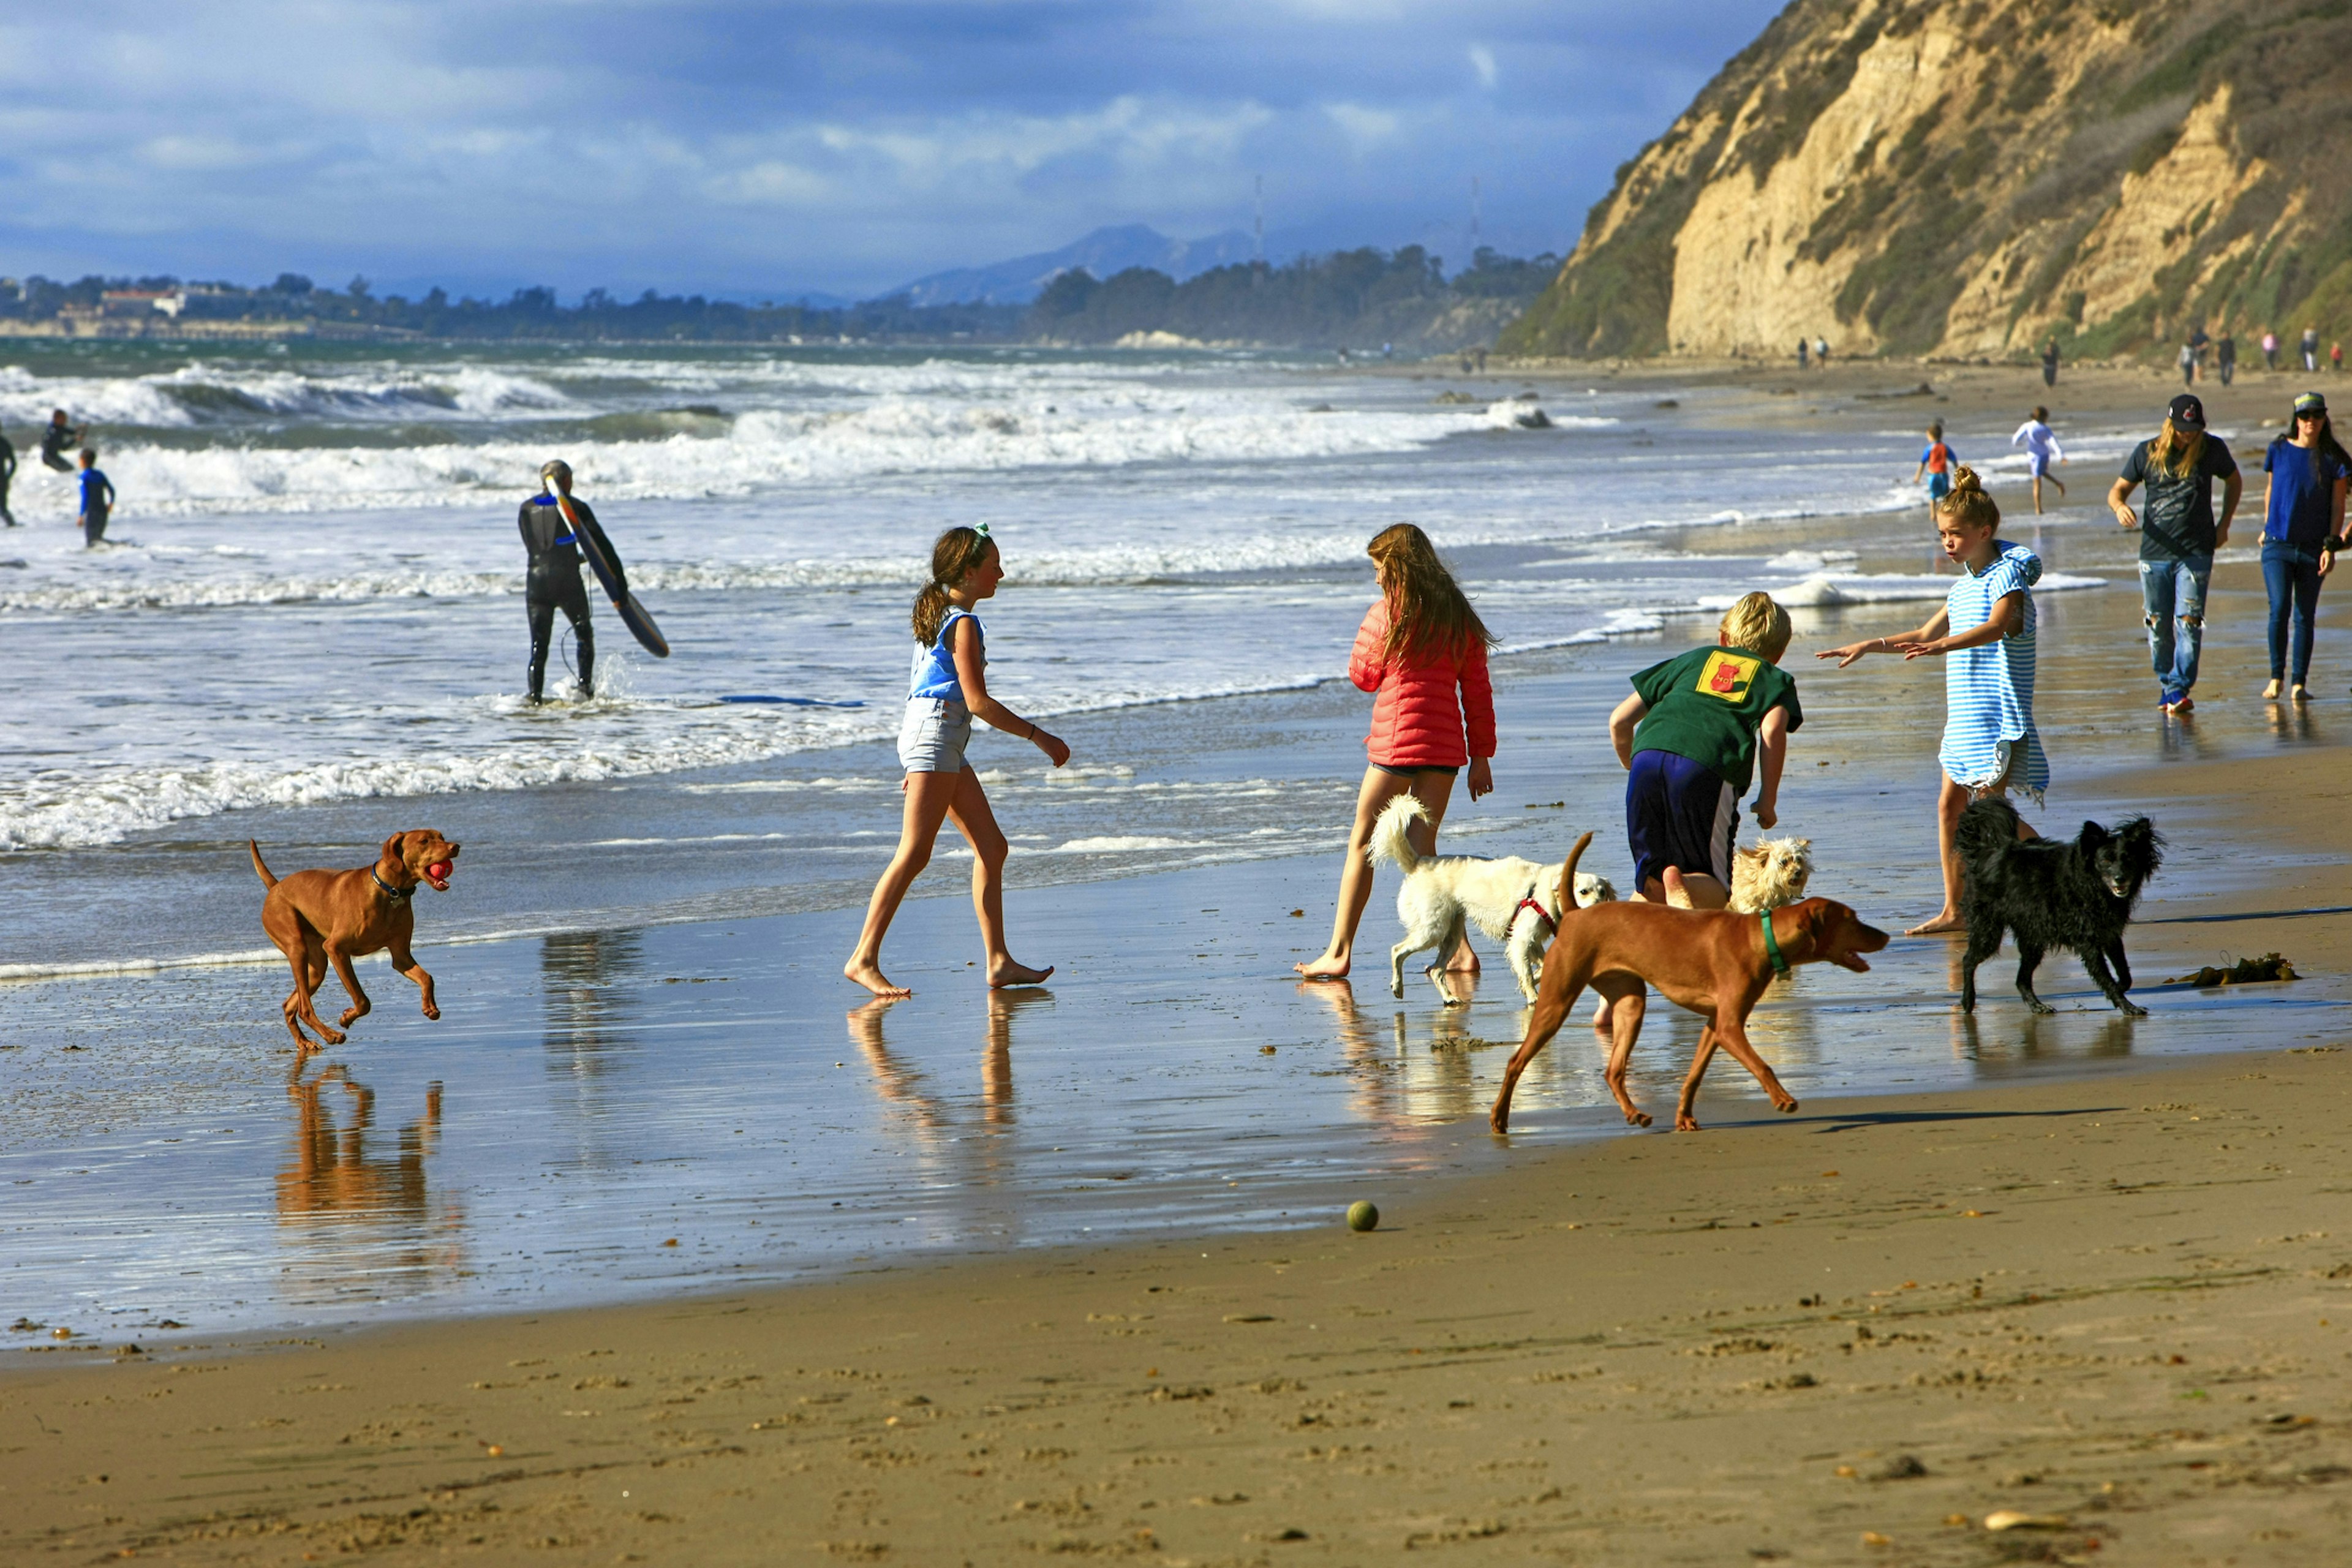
[2110,392,2241,715]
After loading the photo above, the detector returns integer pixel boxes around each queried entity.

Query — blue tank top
[908,608,982,701]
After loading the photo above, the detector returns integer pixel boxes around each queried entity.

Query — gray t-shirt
[2120,436,2239,562]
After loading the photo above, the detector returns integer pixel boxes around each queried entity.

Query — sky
[0,1,1787,303]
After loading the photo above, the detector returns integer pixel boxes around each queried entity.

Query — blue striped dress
[1938,542,2047,802]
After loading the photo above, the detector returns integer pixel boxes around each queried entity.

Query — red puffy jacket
[1348,600,1495,769]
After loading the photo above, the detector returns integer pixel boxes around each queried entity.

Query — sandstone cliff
[1501,0,2352,361]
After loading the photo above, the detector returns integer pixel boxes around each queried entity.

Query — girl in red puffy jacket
[1296,524,1497,979]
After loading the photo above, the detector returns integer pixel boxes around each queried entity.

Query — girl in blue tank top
[846,525,1071,1000]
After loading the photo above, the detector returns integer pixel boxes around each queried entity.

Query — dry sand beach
[7,742,2352,1566]
[6,356,2352,1566]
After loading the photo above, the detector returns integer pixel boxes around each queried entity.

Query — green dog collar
[1761,910,1789,977]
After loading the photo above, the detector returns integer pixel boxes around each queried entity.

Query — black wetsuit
[0,431,16,525]
[518,492,622,701]
[40,422,80,474]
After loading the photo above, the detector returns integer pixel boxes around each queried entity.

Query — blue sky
[0,1,1785,301]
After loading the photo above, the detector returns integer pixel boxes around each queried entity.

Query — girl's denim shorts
[897,697,972,774]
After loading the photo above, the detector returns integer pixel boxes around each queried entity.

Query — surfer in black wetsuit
[518,459,622,703]
[40,410,85,474]
[0,425,17,525]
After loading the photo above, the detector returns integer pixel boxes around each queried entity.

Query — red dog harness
[1515,894,1555,935]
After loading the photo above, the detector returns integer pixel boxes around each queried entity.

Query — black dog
[1956,797,2164,1015]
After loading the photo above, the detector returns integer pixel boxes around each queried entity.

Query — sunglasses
[2297,409,2327,420]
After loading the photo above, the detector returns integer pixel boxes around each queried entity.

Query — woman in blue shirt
[2261,392,2351,701]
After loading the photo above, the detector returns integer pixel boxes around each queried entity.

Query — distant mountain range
[886,224,1260,306]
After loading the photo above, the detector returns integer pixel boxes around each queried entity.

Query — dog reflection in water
[277,1063,443,1224]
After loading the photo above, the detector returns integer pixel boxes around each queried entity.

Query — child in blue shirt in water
[76,448,115,548]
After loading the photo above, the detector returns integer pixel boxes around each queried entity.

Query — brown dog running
[1489,832,1888,1134]
[249,831,460,1049]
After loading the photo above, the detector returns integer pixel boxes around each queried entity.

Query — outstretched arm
[950,617,1070,767]
[1902,592,2019,658]
[1818,609,1950,668]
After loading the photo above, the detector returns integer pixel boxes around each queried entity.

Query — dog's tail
[1953,796,2019,887]
[249,839,279,889]
[1555,831,1595,914]
[1368,794,1430,873]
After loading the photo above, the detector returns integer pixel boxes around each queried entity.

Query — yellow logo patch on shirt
[1694,650,1760,702]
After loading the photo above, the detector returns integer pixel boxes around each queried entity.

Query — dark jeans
[2261,541,2324,687]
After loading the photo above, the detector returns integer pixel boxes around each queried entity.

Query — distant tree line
[1023,247,1561,348]
[1,246,1561,348]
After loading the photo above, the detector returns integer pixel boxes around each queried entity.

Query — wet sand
[8,734,2352,1564]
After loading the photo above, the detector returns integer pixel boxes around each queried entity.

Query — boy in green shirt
[1607,592,1802,908]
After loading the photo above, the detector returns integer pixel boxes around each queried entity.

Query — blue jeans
[2139,554,2211,702]
[2262,541,2324,686]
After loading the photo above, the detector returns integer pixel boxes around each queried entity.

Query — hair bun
[1949,465,1984,494]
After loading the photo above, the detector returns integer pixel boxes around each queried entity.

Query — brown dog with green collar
[1489,832,1888,1133]
[250,831,459,1049]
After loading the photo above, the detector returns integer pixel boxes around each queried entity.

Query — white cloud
[1321,102,1401,152]
[1468,43,1498,89]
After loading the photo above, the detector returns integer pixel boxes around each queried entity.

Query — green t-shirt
[1629,644,1803,796]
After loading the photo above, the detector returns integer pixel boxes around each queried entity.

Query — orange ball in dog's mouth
[426,860,454,889]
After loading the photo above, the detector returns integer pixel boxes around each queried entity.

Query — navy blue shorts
[1625,750,1738,892]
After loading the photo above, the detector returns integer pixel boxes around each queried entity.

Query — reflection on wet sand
[847,988,1049,1144]
[1298,971,1592,1125]
[276,1061,462,1303]
[541,930,643,1077]
[1951,1009,2138,1069]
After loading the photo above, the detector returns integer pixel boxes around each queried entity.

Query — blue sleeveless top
[908,608,982,702]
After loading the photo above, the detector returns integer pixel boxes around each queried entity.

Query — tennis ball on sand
[1346,1201,1379,1232]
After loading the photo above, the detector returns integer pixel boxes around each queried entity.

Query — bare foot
[1904,913,1968,937]
[844,958,911,998]
[2264,679,2283,700]
[988,960,1054,988]
[2291,684,2310,703]
[1294,953,1351,979]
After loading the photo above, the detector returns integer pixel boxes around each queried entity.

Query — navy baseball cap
[2168,393,2206,431]
[2294,390,2328,418]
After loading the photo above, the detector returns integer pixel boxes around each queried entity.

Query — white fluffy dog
[1663,836,1815,913]
[1370,796,1618,1006]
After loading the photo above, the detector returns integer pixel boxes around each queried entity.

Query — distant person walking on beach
[39,410,84,474]
[845,525,1069,999]
[75,448,113,547]
[2218,327,2237,386]
[2264,328,2280,371]
[1296,524,1496,981]
[1911,422,1959,514]
[2334,342,2344,374]
[0,425,16,526]
[2258,391,2350,703]
[1819,470,2045,935]
[2041,337,2060,389]
[2178,341,2198,389]
[1607,592,1800,909]
[2304,326,2321,372]
[1796,337,1809,370]
[2011,406,2067,513]
[2111,394,2241,716]
[1815,336,1831,367]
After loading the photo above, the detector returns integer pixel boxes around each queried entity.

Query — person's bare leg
[1296,766,1419,978]
[844,771,962,996]
[944,767,1052,986]
[1906,774,1973,935]
[2031,475,2045,514]
[1672,870,1729,910]
[2049,472,2067,499]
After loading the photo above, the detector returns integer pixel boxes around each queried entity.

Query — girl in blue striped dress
[1820,468,2042,935]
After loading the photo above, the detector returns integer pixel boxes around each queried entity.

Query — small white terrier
[1663,836,1815,913]
[1370,795,1618,1006]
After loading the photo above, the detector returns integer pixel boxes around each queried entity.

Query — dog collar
[1761,910,1790,977]
[1515,894,1556,935]
[371,867,413,903]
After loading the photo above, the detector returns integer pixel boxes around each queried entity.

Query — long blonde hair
[1932,466,2001,532]
[911,527,995,645]
[2147,417,2206,481]
[1366,523,1492,657]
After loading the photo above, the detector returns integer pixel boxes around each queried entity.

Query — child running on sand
[1296,523,1496,980]
[1820,469,2043,935]
[1607,592,1800,909]
[2010,406,2066,513]
[844,525,1070,998]
[1910,423,1958,516]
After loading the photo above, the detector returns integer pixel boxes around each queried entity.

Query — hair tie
[972,522,991,539]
